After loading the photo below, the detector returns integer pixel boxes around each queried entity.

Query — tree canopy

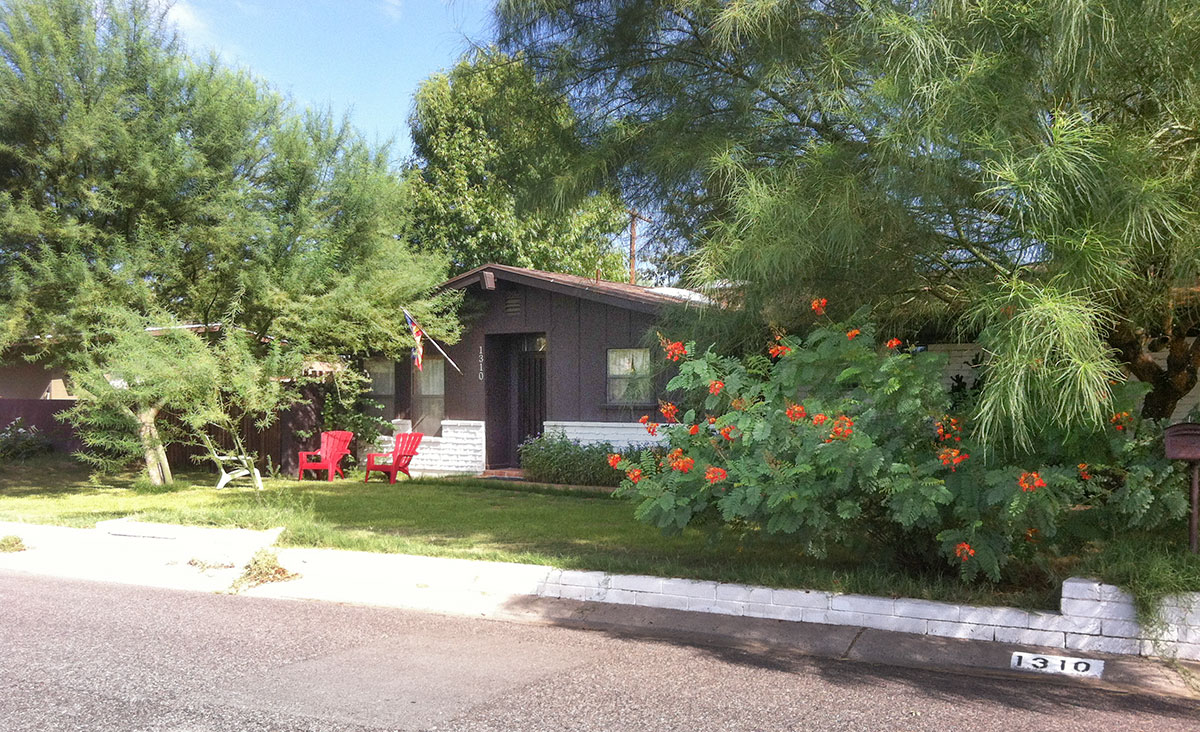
[405,48,627,277]
[0,0,459,480]
[500,0,1200,442]
[0,0,458,362]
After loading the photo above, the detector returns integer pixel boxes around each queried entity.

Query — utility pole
[628,209,651,284]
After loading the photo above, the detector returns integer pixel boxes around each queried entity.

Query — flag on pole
[405,311,424,371]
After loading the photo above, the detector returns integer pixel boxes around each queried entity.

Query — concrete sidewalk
[1,519,1196,701]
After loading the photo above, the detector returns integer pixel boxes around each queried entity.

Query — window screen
[412,357,445,436]
[607,348,653,405]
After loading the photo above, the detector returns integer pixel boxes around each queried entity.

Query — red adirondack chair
[363,432,423,484]
[297,430,354,481]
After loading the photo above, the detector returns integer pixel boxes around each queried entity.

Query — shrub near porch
[614,317,1187,582]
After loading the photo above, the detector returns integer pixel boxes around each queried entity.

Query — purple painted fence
[0,391,321,473]
[0,399,81,453]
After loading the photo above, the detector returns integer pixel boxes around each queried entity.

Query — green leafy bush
[519,433,649,487]
[0,418,53,462]
[613,317,1187,582]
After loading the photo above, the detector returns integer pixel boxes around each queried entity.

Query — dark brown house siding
[393,268,676,468]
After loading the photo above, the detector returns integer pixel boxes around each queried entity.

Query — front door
[484,333,547,468]
[516,349,546,447]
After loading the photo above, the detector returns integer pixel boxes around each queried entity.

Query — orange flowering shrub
[612,316,1184,582]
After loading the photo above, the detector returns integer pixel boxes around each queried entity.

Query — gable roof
[440,263,705,314]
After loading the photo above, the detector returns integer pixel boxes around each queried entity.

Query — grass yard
[2,456,1196,612]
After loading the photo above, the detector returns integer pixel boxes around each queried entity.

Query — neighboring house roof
[441,263,708,314]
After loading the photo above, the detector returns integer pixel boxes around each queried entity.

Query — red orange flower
[730,397,747,411]
[709,380,724,395]
[846,329,861,340]
[705,466,727,484]
[627,468,643,483]
[954,542,975,561]
[1078,463,1091,480]
[638,415,649,425]
[1025,528,1040,544]
[939,448,969,471]
[1110,411,1133,431]
[645,422,659,436]
[660,402,679,423]
[886,338,902,349]
[811,298,827,315]
[935,416,962,443]
[667,448,695,473]
[812,413,828,426]
[689,424,700,435]
[768,343,792,358]
[719,425,735,441]
[663,340,688,362]
[707,416,717,425]
[607,454,622,469]
[786,403,807,422]
[1018,471,1046,493]
[826,415,854,441]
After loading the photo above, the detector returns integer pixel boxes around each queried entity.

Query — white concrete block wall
[535,571,1200,661]
[375,419,486,477]
[543,421,666,449]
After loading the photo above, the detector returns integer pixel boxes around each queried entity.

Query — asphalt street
[1,569,1197,731]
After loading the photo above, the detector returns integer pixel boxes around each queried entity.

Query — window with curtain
[412,357,445,436]
[607,348,653,405]
[364,358,396,421]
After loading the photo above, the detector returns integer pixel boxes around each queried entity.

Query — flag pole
[402,308,463,375]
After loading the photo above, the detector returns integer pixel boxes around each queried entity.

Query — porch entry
[484,333,547,468]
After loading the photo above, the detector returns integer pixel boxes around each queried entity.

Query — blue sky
[166,1,493,160]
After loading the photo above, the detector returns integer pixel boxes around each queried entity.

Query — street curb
[458,595,1200,701]
[1,521,1196,699]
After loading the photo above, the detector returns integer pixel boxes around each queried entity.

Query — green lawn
[5,455,1192,612]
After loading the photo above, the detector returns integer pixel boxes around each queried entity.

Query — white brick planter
[376,420,486,476]
[543,421,666,449]
[536,573,1200,661]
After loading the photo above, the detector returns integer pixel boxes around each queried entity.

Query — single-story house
[370,264,701,475]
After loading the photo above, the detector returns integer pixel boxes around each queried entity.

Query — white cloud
[165,2,208,39]
[379,0,404,22]
[161,1,242,63]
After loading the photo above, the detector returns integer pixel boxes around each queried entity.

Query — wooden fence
[1,388,323,476]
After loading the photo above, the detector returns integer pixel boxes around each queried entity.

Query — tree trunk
[1110,327,1200,421]
[148,419,173,485]
[135,406,171,486]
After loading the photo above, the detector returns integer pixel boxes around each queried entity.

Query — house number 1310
[1010,652,1103,678]
[478,346,484,381]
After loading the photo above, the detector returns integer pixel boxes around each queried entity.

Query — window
[607,348,653,405]
[412,357,445,436]
[364,358,396,420]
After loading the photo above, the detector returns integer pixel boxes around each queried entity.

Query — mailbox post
[1162,423,1200,554]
